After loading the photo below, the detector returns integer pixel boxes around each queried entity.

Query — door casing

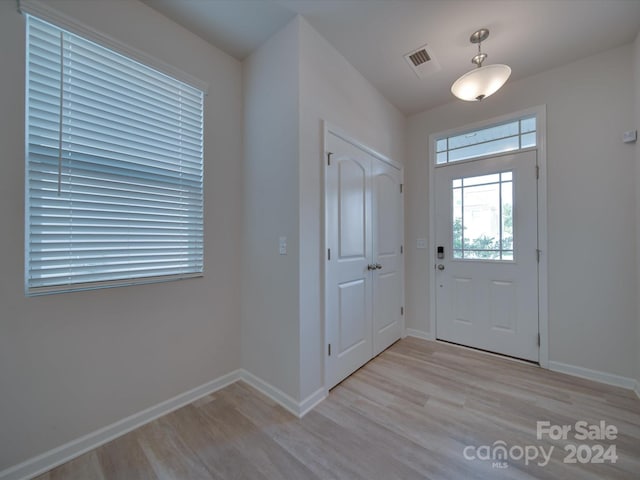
[428,105,548,368]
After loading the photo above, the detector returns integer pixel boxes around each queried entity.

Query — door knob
[367,264,376,271]
[437,264,445,270]
[375,263,382,270]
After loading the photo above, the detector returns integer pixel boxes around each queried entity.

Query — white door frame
[428,105,548,368]
[323,121,405,392]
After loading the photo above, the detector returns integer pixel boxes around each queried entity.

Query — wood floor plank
[32,451,105,480]
[161,404,270,480]
[135,419,212,480]
[34,338,640,480]
[221,383,370,479]
[316,386,493,480]
[196,394,320,480]
[96,430,157,480]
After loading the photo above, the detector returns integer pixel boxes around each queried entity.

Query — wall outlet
[279,236,287,255]
[416,238,427,249]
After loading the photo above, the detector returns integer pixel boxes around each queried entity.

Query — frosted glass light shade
[451,64,512,101]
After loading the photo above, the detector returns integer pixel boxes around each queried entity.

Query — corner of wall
[296,14,407,402]
[240,13,302,402]
[1,0,244,471]
[634,30,640,387]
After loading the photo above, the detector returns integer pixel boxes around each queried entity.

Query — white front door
[326,131,403,388]
[435,150,539,361]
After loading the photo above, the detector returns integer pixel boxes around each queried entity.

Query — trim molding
[405,328,435,341]
[298,387,328,417]
[238,370,300,417]
[0,370,242,480]
[0,369,328,480]
[18,0,208,93]
[18,0,209,93]
[548,361,637,391]
[238,370,326,418]
[406,332,640,398]
[427,105,549,369]
[1,356,633,480]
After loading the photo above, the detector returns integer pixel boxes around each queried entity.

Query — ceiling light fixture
[451,28,511,102]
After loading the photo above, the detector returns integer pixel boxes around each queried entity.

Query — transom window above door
[436,116,536,164]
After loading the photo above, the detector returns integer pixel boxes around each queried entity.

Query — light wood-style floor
[35,337,640,479]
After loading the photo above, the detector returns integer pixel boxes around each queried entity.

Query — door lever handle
[375,263,382,270]
[367,264,376,271]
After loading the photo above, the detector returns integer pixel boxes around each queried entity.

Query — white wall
[634,31,640,387]
[241,16,406,404]
[406,44,637,379]
[298,17,406,400]
[241,18,301,400]
[0,0,243,470]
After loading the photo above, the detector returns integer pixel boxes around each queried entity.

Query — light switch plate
[623,130,637,144]
[279,236,287,255]
[416,238,427,249]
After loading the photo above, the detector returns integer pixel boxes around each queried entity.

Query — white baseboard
[404,332,638,399]
[548,361,637,391]
[405,328,435,341]
[238,370,326,418]
[298,387,327,417]
[0,368,330,480]
[404,331,638,397]
[0,370,241,480]
[237,370,300,417]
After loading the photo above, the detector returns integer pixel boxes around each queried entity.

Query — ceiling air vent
[409,49,430,66]
[404,44,441,79]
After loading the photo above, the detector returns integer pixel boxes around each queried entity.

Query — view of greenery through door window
[453,172,513,260]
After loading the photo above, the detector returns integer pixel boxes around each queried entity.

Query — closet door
[325,133,373,389]
[326,130,403,389]
[372,160,403,356]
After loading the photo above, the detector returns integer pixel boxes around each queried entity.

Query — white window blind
[26,15,204,295]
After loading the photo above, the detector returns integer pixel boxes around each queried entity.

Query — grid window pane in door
[452,172,513,260]
[26,15,204,295]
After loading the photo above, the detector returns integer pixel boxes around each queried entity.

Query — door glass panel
[452,171,514,261]
[501,180,513,260]
[453,187,463,258]
[463,173,500,187]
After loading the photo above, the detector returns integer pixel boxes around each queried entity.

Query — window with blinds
[25,15,204,295]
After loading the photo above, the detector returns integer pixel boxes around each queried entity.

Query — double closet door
[325,131,403,389]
